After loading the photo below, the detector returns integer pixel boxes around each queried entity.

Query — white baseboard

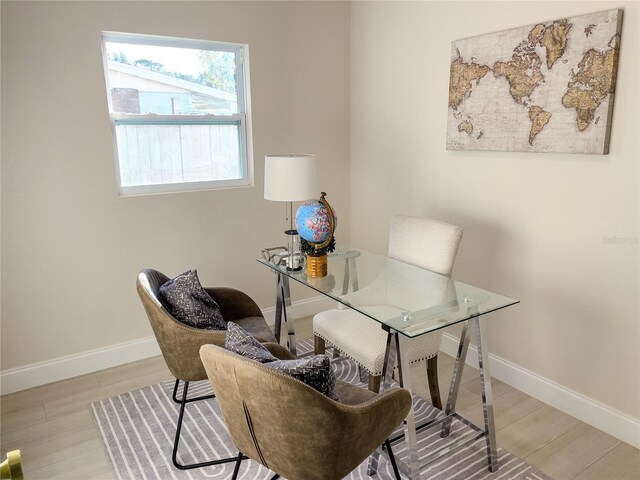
[440,332,640,449]
[0,295,336,396]
[0,336,162,395]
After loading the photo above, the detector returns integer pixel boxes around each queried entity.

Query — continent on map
[539,20,572,69]
[561,38,619,131]
[493,24,545,104]
[527,106,552,145]
[458,119,473,135]
[448,50,491,110]
[585,24,596,37]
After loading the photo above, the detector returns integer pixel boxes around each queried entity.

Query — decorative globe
[296,199,337,244]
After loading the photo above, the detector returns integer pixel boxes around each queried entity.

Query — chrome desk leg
[274,274,284,344]
[280,274,296,356]
[441,319,471,437]
[398,332,421,480]
[380,331,396,392]
[342,256,359,295]
[476,315,498,472]
[367,330,396,476]
[348,256,359,292]
[342,260,350,295]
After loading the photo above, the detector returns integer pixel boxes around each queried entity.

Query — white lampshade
[264,154,317,201]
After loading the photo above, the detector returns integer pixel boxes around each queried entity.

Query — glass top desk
[257,245,519,479]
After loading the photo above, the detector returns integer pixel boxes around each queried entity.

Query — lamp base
[285,229,302,271]
[307,251,328,277]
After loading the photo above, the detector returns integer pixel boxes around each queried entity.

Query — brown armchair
[136,268,276,470]
[199,342,412,480]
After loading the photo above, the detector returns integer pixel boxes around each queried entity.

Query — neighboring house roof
[108,61,237,102]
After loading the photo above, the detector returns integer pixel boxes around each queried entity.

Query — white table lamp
[264,154,317,270]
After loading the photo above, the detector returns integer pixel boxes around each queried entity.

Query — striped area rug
[91,340,551,480]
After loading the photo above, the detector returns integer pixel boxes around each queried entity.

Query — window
[101,32,252,196]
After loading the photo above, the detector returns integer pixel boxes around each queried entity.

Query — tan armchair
[136,268,276,470]
[199,342,412,480]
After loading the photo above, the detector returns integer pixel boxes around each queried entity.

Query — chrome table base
[271,258,498,479]
[369,315,499,479]
[274,273,296,355]
[273,254,360,356]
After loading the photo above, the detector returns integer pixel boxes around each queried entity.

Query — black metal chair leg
[384,439,402,480]
[172,378,181,403]
[172,378,216,404]
[231,451,244,480]
[230,450,278,480]
[172,380,241,470]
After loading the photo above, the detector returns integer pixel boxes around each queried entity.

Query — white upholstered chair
[313,215,463,408]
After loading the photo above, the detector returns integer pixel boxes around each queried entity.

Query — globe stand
[307,248,328,277]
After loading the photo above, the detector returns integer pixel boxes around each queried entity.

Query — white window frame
[101,32,253,196]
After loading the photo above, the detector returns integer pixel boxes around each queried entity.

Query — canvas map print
[446,9,622,154]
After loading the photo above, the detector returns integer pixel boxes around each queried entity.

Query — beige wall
[350,1,639,418]
[1,1,350,369]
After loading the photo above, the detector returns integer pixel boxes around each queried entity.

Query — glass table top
[257,245,519,338]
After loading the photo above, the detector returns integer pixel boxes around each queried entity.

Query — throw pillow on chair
[159,269,226,330]
[225,322,339,400]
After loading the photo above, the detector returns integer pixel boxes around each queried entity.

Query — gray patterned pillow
[159,270,226,330]
[225,322,338,400]
[225,322,277,363]
[265,355,339,401]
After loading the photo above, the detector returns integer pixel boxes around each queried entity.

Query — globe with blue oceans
[296,199,337,244]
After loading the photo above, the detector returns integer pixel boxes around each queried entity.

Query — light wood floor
[1,317,638,479]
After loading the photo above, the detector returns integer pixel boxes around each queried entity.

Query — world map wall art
[446,9,623,154]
